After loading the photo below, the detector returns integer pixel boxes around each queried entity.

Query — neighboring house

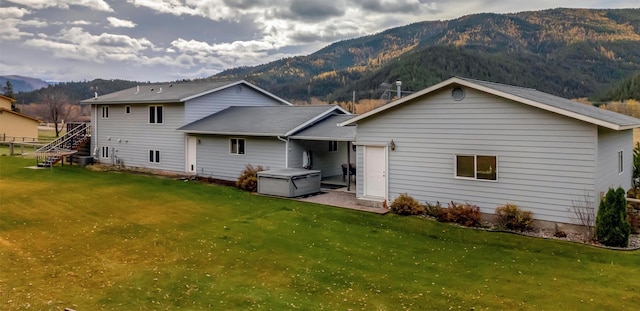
[341,77,640,225]
[81,80,355,181]
[0,94,40,141]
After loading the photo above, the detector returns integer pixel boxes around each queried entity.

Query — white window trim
[101,106,109,119]
[149,105,163,124]
[618,150,624,175]
[149,149,161,163]
[230,138,246,155]
[101,146,109,158]
[454,154,498,182]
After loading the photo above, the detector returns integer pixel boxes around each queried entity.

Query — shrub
[390,193,424,215]
[236,164,265,192]
[495,203,533,232]
[596,187,631,247]
[425,201,445,218]
[446,202,481,227]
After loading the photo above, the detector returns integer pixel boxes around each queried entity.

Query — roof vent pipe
[94,92,98,99]
[135,85,139,94]
[158,87,163,94]
[396,80,402,99]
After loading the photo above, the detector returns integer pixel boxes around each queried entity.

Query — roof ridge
[457,76,536,91]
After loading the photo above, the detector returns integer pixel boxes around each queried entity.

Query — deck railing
[35,123,91,167]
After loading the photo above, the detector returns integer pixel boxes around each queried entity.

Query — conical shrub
[595,187,631,247]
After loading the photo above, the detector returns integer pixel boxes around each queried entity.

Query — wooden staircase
[36,123,92,167]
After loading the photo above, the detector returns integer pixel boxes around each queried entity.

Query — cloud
[69,20,93,25]
[107,17,137,28]
[23,27,155,63]
[0,6,31,18]
[5,0,113,12]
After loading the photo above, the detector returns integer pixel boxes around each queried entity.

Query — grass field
[1,156,639,310]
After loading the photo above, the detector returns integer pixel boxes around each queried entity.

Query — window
[455,154,497,181]
[125,105,131,114]
[149,105,163,124]
[329,141,338,152]
[149,149,160,163]
[230,138,245,155]
[101,146,109,158]
[618,150,624,174]
[101,106,109,119]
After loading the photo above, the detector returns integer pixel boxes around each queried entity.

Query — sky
[1,1,637,83]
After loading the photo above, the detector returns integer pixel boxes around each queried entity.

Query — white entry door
[186,136,197,173]
[364,146,386,198]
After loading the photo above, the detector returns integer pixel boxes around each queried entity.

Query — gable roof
[80,80,291,106]
[290,114,356,141]
[340,77,640,131]
[0,108,41,123]
[177,105,348,137]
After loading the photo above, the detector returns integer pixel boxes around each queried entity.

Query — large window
[618,150,624,174]
[149,105,163,124]
[101,106,109,119]
[230,138,245,155]
[149,150,160,163]
[455,155,497,181]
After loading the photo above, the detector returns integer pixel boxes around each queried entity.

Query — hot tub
[257,168,321,197]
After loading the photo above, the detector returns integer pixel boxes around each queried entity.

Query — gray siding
[93,103,186,172]
[195,136,286,181]
[184,86,285,124]
[356,87,598,223]
[291,140,347,177]
[596,128,633,196]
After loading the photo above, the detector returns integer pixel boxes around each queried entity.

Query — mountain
[212,8,640,102]
[0,75,50,93]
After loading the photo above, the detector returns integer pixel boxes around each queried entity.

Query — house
[81,80,355,182]
[340,77,640,226]
[0,94,40,141]
[177,105,354,181]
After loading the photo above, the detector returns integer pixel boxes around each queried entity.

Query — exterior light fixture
[390,139,396,151]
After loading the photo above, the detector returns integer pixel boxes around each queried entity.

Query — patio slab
[298,188,390,214]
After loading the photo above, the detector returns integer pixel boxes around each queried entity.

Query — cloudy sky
[1,0,637,82]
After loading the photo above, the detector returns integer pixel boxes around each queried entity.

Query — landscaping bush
[596,187,631,247]
[236,164,265,192]
[447,202,481,227]
[390,193,424,215]
[426,201,481,227]
[425,201,445,218]
[495,203,533,231]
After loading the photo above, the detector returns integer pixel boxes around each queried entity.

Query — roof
[80,80,291,106]
[340,77,640,131]
[0,94,16,102]
[178,105,349,137]
[0,108,41,122]
[290,114,356,141]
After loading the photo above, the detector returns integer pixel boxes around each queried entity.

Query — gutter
[277,136,289,168]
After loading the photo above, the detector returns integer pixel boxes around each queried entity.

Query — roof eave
[285,106,348,136]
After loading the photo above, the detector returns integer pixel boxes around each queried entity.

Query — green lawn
[0,157,639,310]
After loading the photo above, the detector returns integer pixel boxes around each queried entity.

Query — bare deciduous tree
[39,88,72,137]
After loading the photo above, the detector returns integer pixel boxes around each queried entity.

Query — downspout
[277,136,289,168]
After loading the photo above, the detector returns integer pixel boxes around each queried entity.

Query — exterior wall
[0,111,39,140]
[0,97,12,110]
[355,86,599,223]
[195,136,286,181]
[93,103,187,172]
[596,128,633,196]
[289,140,347,178]
[184,85,286,124]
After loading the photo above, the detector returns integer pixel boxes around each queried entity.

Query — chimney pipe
[396,80,402,99]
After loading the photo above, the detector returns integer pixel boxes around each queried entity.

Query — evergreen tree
[595,187,631,247]
[2,81,18,112]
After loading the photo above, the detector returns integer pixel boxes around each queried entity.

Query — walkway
[298,187,390,214]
